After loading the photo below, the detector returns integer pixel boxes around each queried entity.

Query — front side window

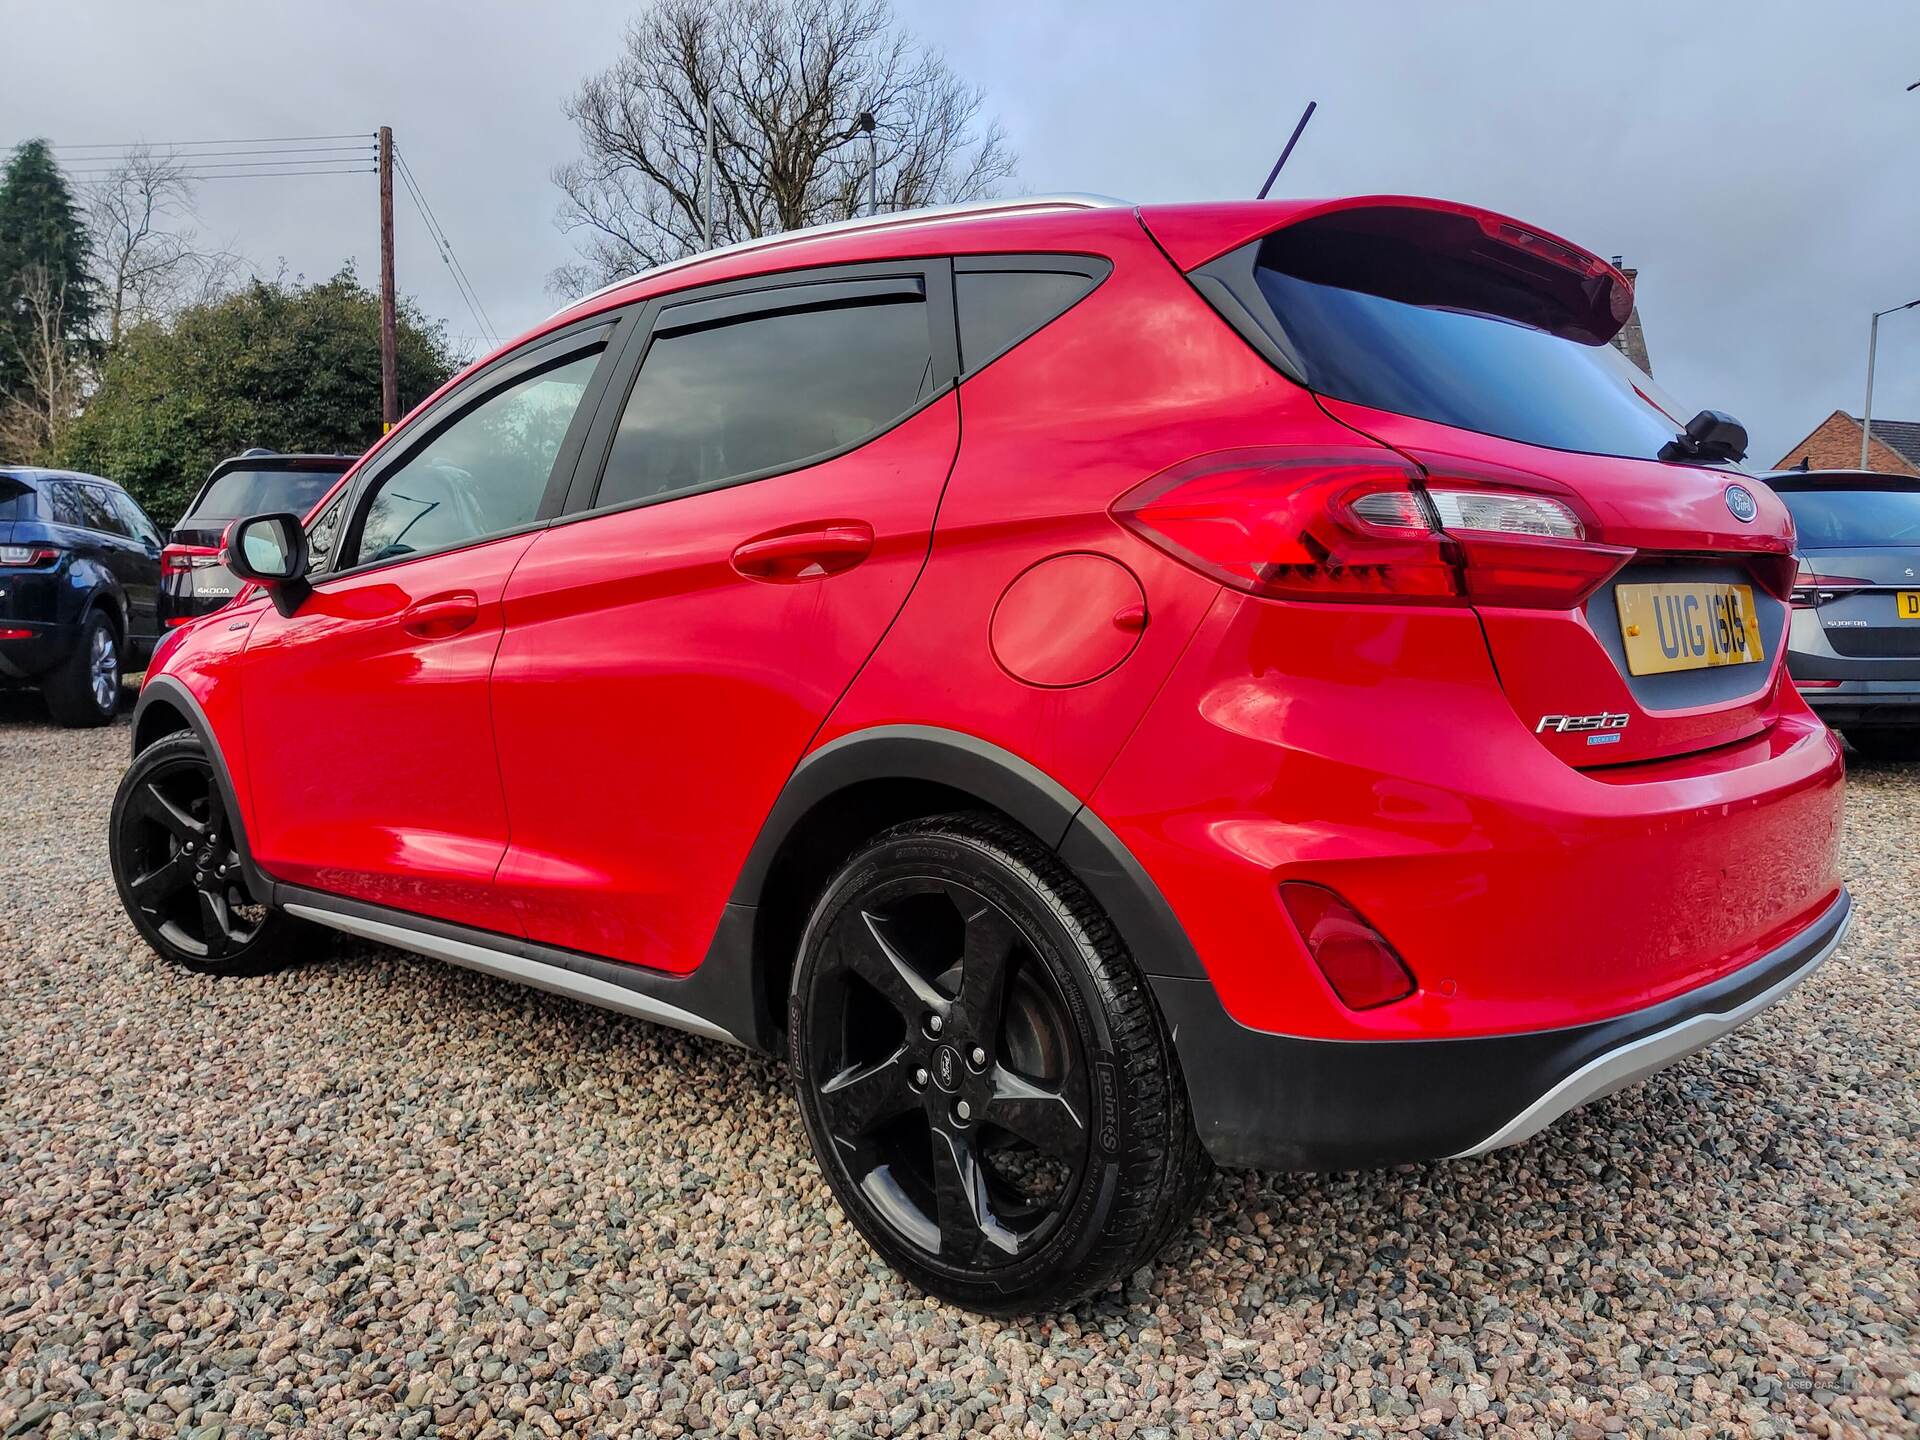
[111,491,161,547]
[306,491,348,573]
[594,289,934,511]
[351,350,601,567]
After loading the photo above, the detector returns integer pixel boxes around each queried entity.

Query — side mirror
[224,512,311,617]
[1658,409,1749,465]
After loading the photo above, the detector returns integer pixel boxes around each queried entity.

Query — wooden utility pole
[377,125,397,432]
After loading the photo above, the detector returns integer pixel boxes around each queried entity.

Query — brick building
[1608,262,1652,374]
[1772,411,1920,475]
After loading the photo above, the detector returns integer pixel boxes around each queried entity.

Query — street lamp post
[1861,298,1920,469]
[852,111,877,216]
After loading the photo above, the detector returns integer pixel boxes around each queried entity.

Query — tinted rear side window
[595,288,934,510]
[1778,487,1920,547]
[44,479,125,534]
[955,268,1099,373]
[194,466,346,520]
[0,476,31,522]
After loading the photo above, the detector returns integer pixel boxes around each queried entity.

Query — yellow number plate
[1615,582,1765,676]
[1898,591,1920,620]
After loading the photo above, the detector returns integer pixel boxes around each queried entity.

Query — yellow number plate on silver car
[1615,582,1764,676]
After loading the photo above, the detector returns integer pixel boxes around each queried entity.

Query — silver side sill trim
[285,904,742,1047]
[1450,906,1852,1159]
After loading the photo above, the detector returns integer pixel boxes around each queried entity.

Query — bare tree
[0,266,86,458]
[550,0,1016,294]
[87,147,241,344]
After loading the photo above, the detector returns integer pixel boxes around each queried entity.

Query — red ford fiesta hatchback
[111,195,1848,1312]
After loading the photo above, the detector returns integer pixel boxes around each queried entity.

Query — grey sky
[3,0,1915,467]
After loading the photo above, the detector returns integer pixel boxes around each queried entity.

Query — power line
[395,147,499,345]
[48,132,373,152]
[55,144,375,162]
[394,147,501,348]
[61,155,377,173]
[59,166,375,180]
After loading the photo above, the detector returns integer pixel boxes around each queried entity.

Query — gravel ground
[2,694,1915,1439]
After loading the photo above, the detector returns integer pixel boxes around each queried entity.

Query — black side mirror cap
[224,512,311,617]
[1659,409,1749,464]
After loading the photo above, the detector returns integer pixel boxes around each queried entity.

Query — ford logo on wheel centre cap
[1725,484,1758,523]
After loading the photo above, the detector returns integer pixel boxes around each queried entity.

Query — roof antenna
[1258,100,1318,199]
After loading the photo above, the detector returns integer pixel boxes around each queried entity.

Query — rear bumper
[1155,887,1850,1169]
[0,620,82,681]
[1795,682,1920,729]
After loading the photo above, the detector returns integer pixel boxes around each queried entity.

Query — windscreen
[1249,258,1691,461]
[1778,485,1920,547]
[193,466,344,520]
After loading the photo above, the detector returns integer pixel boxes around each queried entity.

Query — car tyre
[789,812,1212,1314]
[1844,729,1920,763]
[109,732,317,975]
[43,610,122,727]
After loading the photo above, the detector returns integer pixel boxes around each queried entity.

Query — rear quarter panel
[815,213,1374,801]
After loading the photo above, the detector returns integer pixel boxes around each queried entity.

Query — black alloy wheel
[791,814,1211,1313]
[109,732,304,974]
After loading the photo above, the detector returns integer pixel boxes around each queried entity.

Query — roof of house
[1855,416,1920,469]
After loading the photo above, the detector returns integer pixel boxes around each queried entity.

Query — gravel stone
[2,697,1916,1436]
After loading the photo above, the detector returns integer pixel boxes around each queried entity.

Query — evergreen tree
[60,266,458,523]
[0,139,95,406]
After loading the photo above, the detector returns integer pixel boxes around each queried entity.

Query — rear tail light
[0,626,31,640]
[1278,882,1417,1010]
[161,544,221,575]
[1113,449,1630,609]
[0,544,57,567]
[1789,560,1871,608]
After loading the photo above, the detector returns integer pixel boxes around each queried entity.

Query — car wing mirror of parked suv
[224,512,311,617]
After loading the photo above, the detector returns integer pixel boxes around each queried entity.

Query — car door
[490,261,961,969]
[238,321,624,933]
[41,479,128,628]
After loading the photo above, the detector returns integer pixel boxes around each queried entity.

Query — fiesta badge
[1725,484,1758,523]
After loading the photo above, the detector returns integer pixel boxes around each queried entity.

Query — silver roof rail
[549,193,1133,320]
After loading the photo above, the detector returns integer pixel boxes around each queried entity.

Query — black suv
[1765,468,1920,761]
[159,451,354,625]
[0,467,163,725]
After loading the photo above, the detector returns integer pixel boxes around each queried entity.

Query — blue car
[0,467,164,725]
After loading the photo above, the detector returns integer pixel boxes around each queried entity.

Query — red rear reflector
[1278,882,1417,1010]
[0,627,31,640]
[1794,677,1841,689]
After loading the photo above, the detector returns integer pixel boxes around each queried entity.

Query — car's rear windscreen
[1245,254,1692,461]
[1778,485,1920,548]
[192,466,344,520]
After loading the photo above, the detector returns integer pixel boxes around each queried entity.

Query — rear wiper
[1659,409,1748,464]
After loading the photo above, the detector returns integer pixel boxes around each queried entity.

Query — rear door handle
[731,522,875,581]
[401,591,479,638]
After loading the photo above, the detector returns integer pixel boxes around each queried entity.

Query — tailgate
[1324,400,1795,767]
[1795,547,1920,658]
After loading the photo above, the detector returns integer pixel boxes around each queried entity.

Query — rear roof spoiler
[1144,196,1634,347]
